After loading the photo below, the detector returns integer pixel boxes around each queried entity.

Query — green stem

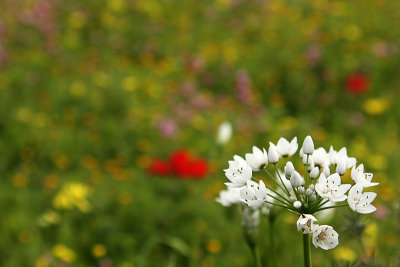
[251,246,262,267]
[303,234,312,267]
[269,219,276,267]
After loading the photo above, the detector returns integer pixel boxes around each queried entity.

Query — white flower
[297,214,317,234]
[347,183,377,214]
[217,121,232,145]
[294,201,302,209]
[315,173,351,202]
[216,187,242,207]
[302,136,314,154]
[351,164,379,187]
[330,147,356,169]
[312,225,339,250]
[224,155,252,188]
[290,171,304,187]
[276,137,298,157]
[240,180,271,208]
[312,148,330,169]
[268,143,280,164]
[245,146,268,171]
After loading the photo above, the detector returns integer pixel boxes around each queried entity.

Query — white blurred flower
[216,187,242,207]
[240,180,271,208]
[224,155,252,188]
[315,173,351,202]
[217,121,232,145]
[347,183,377,214]
[276,137,298,157]
[297,214,317,234]
[312,225,339,250]
[245,146,268,171]
[351,164,379,187]
[302,136,314,154]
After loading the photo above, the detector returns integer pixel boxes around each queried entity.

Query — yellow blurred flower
[343,25,362,41]
[70,81,87,98]
[368,155,387,170]
[53,183,91,212]
[363,98,390,115]
[52,244,76,263]
[92,244,107,258]
[12,173,29,188]
[68,11,87,29]
[53,154,70,170]
[18,230,32,244]
[122,76,137,92]
[334,246,357,262]
[118,192,133,205]
[107,0,126,12]
[44,174,59,189]
[206,239,222,253]
[362,223,378,256]
[38,210,61,227]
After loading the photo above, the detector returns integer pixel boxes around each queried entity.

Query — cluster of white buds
[216,136,379,250]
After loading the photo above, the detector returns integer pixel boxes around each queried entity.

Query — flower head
[312,225,339,250]
[297,214,317,234]
[216,187,242,207]
[347,184,377,214]
[276,137,298,157]
[245,146,268,171]
[315,173,351,202]
[217,121,232,145]
[224,155,252,188]
[351,164,379,187]
[240,180,271,208]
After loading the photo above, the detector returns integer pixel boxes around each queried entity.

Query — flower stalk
[303,233,312,267]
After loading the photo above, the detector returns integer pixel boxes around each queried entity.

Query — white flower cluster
[216,136,379,250]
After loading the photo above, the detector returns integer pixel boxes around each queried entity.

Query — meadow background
[0,0,399,266]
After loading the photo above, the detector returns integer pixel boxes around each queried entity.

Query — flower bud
[306,189,313,196]
[322,166,330,177]
[299,147,304,158]
[290,196,297,202]
[298,186,305,194]
[309,194,316,201]
[310,167,319,179]
[336,157,347,175]
[294,201,302,209]
[308,184,315,191]
[290,171,304,187]
[268,144,279,164]
[302,136,314,154]
[307,157,314,171]
[284,161,295,178]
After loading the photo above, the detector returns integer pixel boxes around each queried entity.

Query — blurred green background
[0,0,399,266]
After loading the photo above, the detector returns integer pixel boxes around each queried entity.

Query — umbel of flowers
[216,136,378,267]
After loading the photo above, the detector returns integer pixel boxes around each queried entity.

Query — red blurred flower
[148,150,208,179]
[345,73,370,94]
[148,158,171,176]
